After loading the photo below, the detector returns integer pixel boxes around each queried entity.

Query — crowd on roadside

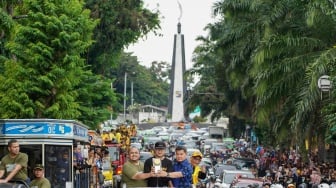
[117,124,336,188]
[85,125,336,188]
[206,139,336,188]
[254,147,336,188]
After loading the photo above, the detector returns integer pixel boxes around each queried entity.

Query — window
[45,145,72,187]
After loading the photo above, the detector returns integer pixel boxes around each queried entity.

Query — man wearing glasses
[144,141,174,187]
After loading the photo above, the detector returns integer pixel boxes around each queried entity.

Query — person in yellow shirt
[115,130,121,143]
[109,129,116,142]
[190,151,207,186]
[102,131,110,141]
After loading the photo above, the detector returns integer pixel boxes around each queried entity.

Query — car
[201,157,213,167]
[232,158,257,170]
[213,164,237,177]
[168,132,184,143]
[130,136,143,143]
[184,131,204,141]
[139,129,156,136]
[203,138,220,146]
[230,177,264,188]
[222,138,235,149]
[157,132,170,141]
[202,138,220,152]
[130,142,142,150]
[151,126,168,133]
[143,136,163,150]
[217,169,255,188]
[211,142,229,153]
[179,140,198,149]
[139,151,153,163]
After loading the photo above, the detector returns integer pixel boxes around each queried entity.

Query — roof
[140,105,167,113]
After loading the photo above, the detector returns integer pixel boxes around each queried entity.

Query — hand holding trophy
[152,158,161,173]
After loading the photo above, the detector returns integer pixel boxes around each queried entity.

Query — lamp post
[318,75,332,99]
[123,71,136,123]
[111,82,113,123]
[123,72,127,122]
[317,75,332,161]
[131,81,134,106]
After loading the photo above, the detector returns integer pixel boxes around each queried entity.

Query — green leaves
[0,0,163,128]
[0,0,95,122]
[191,0,336,147]
[85,0,160,75]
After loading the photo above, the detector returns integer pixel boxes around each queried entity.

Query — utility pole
[110,82,113,123]
[123,72,127,122]
[131,81,134,106]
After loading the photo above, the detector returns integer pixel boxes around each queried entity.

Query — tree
[84,0,161,76]
[0,0,162,128]
[252,0,336,152]
[0,0,104,126]
[111,52,169,110]
[188,0,259,137]
[149,61,170,83]
[190,0,336,153]
[0,1,16,69]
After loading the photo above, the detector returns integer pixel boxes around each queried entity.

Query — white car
[217,169,255,188]
[130,142,142,150]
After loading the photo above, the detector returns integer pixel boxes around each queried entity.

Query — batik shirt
[172,159,193,188]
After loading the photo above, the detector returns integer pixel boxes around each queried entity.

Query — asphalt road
[137,123,212,130]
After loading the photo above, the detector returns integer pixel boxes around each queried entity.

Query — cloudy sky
[126,0,217,69]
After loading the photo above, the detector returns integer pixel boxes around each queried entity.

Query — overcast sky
[126,0,217,69]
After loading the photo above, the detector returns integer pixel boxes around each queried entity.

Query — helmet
[298,183,308,188]
[329,183,336,188]
[318,183,330,188]
[271,184,284,188]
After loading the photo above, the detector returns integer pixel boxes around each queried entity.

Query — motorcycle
[206,175,220,188]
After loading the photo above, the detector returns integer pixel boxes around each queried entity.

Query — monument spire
[168,1,186,122]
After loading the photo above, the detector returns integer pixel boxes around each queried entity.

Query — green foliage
[84,0,160,76]
[111,52,169,110]
[193,116,207,123]
[0,8,15,69]
[0,0,98,122]
[0,0,162,128]
[190,0,336,150]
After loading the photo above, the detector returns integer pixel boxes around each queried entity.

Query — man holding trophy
[144,141,174,187]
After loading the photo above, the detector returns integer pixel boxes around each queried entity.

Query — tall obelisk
[168,4,186,122]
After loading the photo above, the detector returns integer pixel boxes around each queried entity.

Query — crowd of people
[119,137,336,188]
[206,140,336,188]
[252,147,336,188]
[0,133,335,188]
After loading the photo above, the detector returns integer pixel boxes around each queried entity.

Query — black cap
[154,141,166,149]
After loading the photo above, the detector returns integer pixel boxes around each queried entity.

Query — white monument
[168,5,186,122]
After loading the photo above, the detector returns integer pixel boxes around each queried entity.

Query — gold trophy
[153,158,161,173]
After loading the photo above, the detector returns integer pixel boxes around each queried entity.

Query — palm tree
[191,0,336,154]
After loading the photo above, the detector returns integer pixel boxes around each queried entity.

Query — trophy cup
[153,158,161,173]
